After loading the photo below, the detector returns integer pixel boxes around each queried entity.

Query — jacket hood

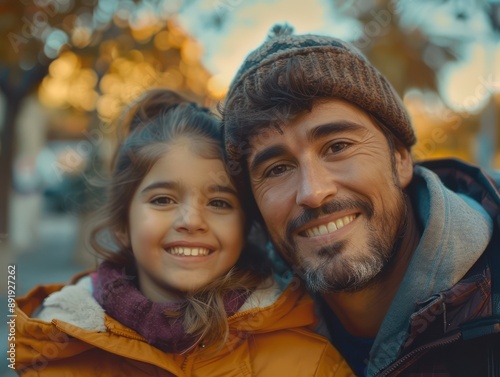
[230,277,317,334]
[16,283,185,375]
[366,160,497,376]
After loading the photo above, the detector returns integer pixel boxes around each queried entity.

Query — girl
[15,89,352,376]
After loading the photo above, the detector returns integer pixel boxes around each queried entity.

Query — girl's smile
[163,241,216,257]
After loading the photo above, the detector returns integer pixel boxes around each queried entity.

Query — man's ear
[394,145,413,189]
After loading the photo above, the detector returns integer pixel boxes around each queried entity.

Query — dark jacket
[374,159,500,376]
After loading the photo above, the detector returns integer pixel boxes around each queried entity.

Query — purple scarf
[92,261,248,353]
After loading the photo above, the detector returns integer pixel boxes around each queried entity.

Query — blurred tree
[328,0,500,163]
[395,0,500,167]
[0,0,217,239]
[2,0,499,239]
[0,0,76,238]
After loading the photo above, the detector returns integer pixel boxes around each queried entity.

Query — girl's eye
[265,164,291,178]
[327,141,351,154]
[209,199,232,209]
[150,196,174,206]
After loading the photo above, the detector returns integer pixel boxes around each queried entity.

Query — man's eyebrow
[140,181,178,194]
[207,184,238,196]
[249,145,289,173]
[248,122,365,173]
[307,121,366,142]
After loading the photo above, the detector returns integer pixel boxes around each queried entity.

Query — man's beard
[273,188,407,294]
[302,221,403,293]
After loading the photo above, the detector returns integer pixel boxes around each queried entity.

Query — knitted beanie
[223,24,416,165]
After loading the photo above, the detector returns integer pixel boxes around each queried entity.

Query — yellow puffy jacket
[15,275,354,377]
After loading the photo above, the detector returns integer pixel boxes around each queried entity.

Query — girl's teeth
[168,247,210,256]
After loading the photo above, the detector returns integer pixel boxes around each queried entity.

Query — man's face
[247,99,413,293]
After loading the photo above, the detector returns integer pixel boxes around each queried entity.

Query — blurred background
[1,0,500,374]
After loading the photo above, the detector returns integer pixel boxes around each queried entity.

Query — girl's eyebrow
[207,184,238,196]
[140,181,179,194]
[140,181,237,196]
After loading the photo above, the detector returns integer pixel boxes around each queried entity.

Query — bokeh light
[439,42,500,114]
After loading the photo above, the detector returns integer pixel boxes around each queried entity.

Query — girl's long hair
[90,89,271,348]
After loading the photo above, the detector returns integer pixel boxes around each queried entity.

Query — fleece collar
[36,274,286,334]
[366,165,493,376]
[36,275,106,331]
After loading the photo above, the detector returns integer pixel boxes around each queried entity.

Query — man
[222,24,500,376]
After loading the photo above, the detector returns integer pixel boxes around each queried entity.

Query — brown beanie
[223,24,416,167]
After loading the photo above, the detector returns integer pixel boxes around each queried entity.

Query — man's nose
[295,162,338,208]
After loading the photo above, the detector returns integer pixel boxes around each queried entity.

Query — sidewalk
[1,211,91,376]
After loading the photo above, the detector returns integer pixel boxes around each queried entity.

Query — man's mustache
[285,198,374,240]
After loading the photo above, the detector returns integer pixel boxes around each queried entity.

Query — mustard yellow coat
[15,277,354,377]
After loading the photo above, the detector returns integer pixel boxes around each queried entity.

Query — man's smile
[301,214,357,238]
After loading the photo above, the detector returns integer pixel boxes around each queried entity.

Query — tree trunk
[0,94,20,239]
[0,64,49,243]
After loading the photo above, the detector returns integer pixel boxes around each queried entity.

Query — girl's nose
[174,203,208,233]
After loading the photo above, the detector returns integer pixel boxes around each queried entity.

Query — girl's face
[127,138,245,302]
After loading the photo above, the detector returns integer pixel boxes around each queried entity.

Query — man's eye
[209,199,232,209]
[150,196,173,205]
[328,142,351,154]
[265,164,291,177]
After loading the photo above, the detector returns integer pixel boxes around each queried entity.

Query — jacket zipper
[375,332,462,377]
[228,307,263,321]
[181,356,188,372]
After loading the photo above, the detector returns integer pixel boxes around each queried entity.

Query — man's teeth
[305,215,356,237]
[168,247,210,256]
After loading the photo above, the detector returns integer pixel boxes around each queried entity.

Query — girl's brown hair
[90,88,271,348]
